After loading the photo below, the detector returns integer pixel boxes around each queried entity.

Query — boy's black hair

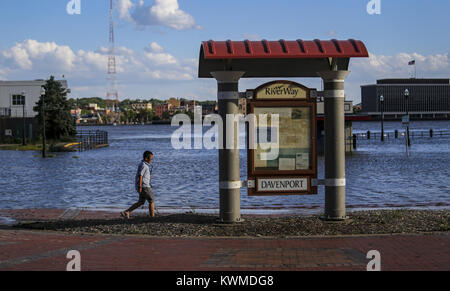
[143,151,153,160]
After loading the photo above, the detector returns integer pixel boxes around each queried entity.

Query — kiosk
[198,39,369,222]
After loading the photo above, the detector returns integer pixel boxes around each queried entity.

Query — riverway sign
[247,81,317,196]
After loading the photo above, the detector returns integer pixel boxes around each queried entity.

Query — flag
[408,60,415,65]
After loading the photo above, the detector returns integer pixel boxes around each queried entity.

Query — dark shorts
[138,188,155,204]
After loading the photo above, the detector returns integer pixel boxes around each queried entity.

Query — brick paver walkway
[0,209,449,271]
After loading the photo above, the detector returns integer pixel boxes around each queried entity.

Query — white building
[131,102,153,111]
[0,80,68,118]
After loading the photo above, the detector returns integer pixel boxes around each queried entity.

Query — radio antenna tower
[106,0,119,112]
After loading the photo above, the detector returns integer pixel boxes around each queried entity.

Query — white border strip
[323,90,345,98]
[326,178,346,187]
[219,181,242,189]
[312,179,346,187]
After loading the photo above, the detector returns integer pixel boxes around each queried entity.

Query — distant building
[199,102,218,116]
[155,103,173,118]
[181,100,197,112]
[0,79,69,142]
[70,108,82,124]
[88,103,99,111]
[316,98,354,115]
[361,78,450,120]
[131,102,153,111]
[201,103,218,115]
[0,79,68,118]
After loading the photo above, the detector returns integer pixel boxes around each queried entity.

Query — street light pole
[404,89,411,147]
[380,95,384,142]
[41,87,46,158]
[21,91,26,146]
[404,89,410,157]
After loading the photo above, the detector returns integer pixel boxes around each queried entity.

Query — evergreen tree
[33,76,77,140]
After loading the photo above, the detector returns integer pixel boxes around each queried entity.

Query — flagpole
[409,60,416,78]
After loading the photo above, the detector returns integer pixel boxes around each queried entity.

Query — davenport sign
[258,178,308,192]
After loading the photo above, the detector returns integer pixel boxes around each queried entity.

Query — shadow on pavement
[14,213,218,231]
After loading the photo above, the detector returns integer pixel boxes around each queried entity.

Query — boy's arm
[137,164,147,193]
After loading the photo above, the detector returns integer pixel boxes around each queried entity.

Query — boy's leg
[127,201,144,213]
[124,193,146,216]
[149,202,155,217]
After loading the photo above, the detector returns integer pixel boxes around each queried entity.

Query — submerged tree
[34,76,77,140]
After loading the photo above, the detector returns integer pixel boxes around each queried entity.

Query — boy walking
[121,151,155,219]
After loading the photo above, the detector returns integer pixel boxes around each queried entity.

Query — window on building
[12,95,25,106]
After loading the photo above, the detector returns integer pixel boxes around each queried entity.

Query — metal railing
[0,107,11,117]
[349,129,450,150]
[76,130,109,151]
[352,129,450,140]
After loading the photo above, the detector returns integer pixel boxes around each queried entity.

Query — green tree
[34,76,76,140]
[137,109,155,122]
[185,110,194,120]
[161,111,172,120]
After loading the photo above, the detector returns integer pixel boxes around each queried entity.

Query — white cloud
[346,52,450,103]
[146,42,164,53]
[1,40,448,102]
[117,0,200,30]
[116,0,135,22]
[97,46,134,56]
[0,39,197,98]
[0,39,76,71]
[351,52,449,79]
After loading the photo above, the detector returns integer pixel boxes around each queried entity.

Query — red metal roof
[202,39,368,59]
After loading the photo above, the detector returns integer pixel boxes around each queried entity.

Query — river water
[0,120,449,215]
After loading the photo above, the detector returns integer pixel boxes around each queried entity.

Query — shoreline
[2,208,448,238]
[2,202,449,217]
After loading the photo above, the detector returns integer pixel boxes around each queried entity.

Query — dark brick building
[361,78,450,120]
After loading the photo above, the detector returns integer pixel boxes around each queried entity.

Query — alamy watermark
[367,0,381,15]
[66,1,378,16]
[66,250,81,271]
[171,110,281,161]
[67,0,81,15]
[367,250,381,271]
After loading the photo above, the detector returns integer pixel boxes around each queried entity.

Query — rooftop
[376,78,450,85]
[199,39,368,78]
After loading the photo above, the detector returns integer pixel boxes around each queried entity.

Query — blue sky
[0,0,449,103]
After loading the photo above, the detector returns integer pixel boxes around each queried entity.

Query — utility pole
[41,87,46,158]
[106,0,119,116]
[21,91,26,146]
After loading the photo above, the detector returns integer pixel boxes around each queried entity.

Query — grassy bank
[0,138,77,151]
[0,143,45,151]
[17,209,450,238]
